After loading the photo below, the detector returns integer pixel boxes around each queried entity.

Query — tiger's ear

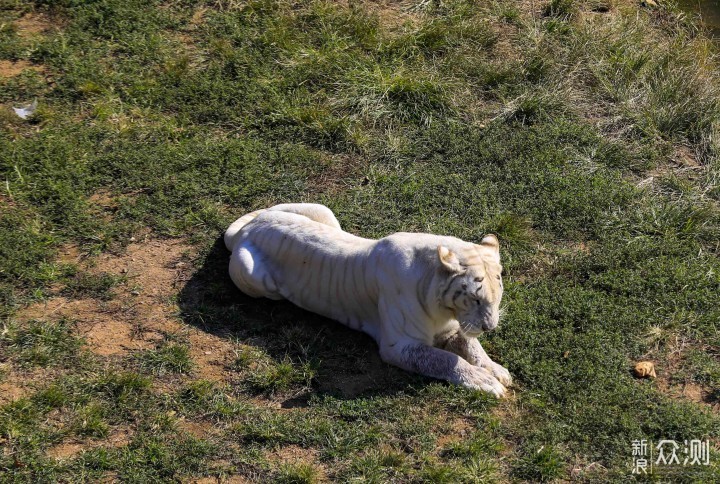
[437,246,463,273]
[480,234,500,263]
[481,234,499,254]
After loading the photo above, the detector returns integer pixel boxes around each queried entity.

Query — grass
[136,343,194,375]
[0,0,719,481]
[275,462,322,484]
[234,346,317,396]
[61,271,123,301]
[1,318,83,367]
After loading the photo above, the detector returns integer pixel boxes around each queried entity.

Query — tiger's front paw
[462,366,507,398]
[487,362,512,387]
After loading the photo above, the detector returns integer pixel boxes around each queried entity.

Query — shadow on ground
[178,236,422,403]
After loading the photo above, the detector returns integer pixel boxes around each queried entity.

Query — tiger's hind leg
[225,204,340,252]
[229,240,283,300]
[267,203,341,229]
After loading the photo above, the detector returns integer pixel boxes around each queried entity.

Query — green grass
[275,462,322,484]
[0,0,719,481]
[1,318,83,367]
[136,343,194,376]
[234,346,317,396]
[61,271,124,300]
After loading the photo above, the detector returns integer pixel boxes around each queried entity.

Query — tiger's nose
[481,320,498,332]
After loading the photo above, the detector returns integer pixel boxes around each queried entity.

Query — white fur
[225,203,511,396]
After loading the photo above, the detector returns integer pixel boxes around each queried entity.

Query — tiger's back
[231,208,382,339]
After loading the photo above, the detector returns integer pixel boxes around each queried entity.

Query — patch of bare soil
[651,350,719,413]
[56,243,82,265]
[193,476,251,484]
[366,0,420,28]
[47,427,133,461]
[314,345,400,399]
[0,366,54,404]
[177,417,216,439]
[17,234,235,382]
[46,442,86,460]
[88,191,117,207]
[167,7,208,61]
[673,145,701,168]
[435,418,472,448]
[0,59,42,78]
[656,374,719,412]
[191,7,207,26]
[266,445,328,481]
[318,372,378,398]
[638,145,707,192]
[266,445,320,464]
[14,13,54,37]
[188,330,233,381]
[21,297,156,356]
[0,380,25,403]
[569,458,609,480]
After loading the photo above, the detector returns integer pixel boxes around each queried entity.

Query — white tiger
[224,203,511,397]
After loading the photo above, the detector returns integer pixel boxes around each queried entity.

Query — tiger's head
[437,235,503,337]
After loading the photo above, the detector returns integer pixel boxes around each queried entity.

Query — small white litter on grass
[13,99,38,119]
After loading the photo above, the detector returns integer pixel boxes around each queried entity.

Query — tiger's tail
[224,209,265,251]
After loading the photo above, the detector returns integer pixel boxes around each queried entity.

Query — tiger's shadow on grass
[178,236,422,404]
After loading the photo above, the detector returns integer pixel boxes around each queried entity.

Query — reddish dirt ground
[17,237,235,385]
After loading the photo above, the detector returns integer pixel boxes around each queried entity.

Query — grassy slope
[1,0,719,481]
